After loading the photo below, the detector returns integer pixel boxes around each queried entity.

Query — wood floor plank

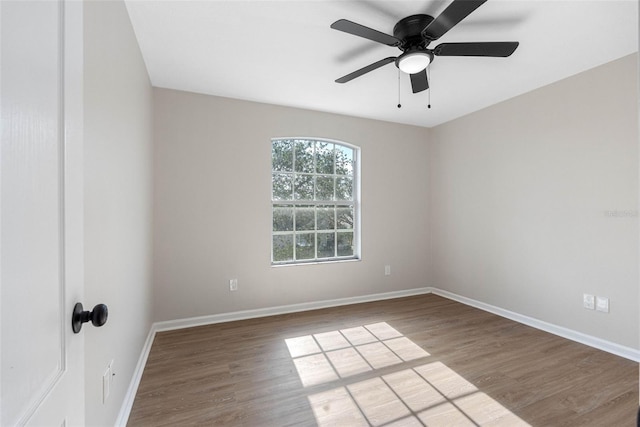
[128,294,638,426]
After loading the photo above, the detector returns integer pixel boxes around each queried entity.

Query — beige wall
[84,1,153,424]
[430,54,639,348]
[152,89,431,322]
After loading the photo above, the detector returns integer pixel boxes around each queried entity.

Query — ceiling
[124,0,638,128]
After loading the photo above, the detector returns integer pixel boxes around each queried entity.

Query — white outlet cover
[583,294,595,310]
[595,296,609,313]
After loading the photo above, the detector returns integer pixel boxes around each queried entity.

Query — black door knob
[72,303,108,333]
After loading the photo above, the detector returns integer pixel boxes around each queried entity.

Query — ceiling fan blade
[336,57,397,83]
[434,41,519,57]
[410,70,429,93]
[422,0,487,41]
[331,19,401,47]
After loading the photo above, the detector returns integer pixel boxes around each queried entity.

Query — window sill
[271,257,361,268]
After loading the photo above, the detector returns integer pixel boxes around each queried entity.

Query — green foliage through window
[271,138,358,264]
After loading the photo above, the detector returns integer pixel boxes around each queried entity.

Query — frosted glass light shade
[398,51,431,74]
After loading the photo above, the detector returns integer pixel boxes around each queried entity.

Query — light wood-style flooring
[128,294,638,426]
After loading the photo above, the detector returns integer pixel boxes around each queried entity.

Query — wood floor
[127,294,638,426]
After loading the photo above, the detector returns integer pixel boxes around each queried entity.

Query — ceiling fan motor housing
[393,14,434,50]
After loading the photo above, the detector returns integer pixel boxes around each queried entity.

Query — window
[271,138,359,265]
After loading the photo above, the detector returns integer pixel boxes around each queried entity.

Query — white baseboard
[114,323,158,427]
[154,287,433,332]
[115,285,640,425]
[431,288,640,362]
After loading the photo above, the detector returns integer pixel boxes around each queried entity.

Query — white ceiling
[125,0,638,128]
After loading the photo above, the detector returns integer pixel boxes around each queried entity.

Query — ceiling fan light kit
[397,50,433,74]
[331,0,519,95]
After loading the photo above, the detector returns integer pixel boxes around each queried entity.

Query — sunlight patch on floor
[414,361,478,400]
[285,334,321,358]
[314,330,351,351]
[384,337,430,362]
[355,342,403,369]
[349,377,412,425]
[326,347,372,377]
[340,326,379,345]
[363,322,404,340]
[286,322,531,427]
[285,322,430,384]
[383,369,445,412]
[417,401,476,426]
[308,387,368,426]
[292,353,339,387]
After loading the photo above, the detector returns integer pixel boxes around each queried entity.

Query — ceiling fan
[331,0,519,93]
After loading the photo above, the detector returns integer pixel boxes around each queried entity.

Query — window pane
[317,206,335,231]
[273,173,293,200]
[337,206,353,229]
[273,234,294,262]
[296,233,316,260]
[273,206,293,232]
[336,145,354,176]
[271,139,358,265]
[272,139,293,172]
[337,232,354,257]
[315,142,334,174]
[336,177,353,201]
[295,140,314,173]
[294,174,314,200]
[315,176,334,201]
[295,206,315,231]
[317,232,335,258]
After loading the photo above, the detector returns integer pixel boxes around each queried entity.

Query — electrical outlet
[583,294,595,310]
[229,279,238,291]
[596,296,609,313]
[384,265,391,276]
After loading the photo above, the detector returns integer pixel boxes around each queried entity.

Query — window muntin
[271,138,359,265]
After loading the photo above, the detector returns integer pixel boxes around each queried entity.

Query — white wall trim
[115,285,639,425]
[154,287,433,332]
[114,324,157,427]
[431,288,640,362]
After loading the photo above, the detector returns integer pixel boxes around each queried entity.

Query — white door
[1,0,85,425]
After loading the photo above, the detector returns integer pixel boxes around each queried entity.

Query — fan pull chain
[427,67,432,109]
[397,69,402,108]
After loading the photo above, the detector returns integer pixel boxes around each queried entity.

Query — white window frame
[271,137,361,265]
